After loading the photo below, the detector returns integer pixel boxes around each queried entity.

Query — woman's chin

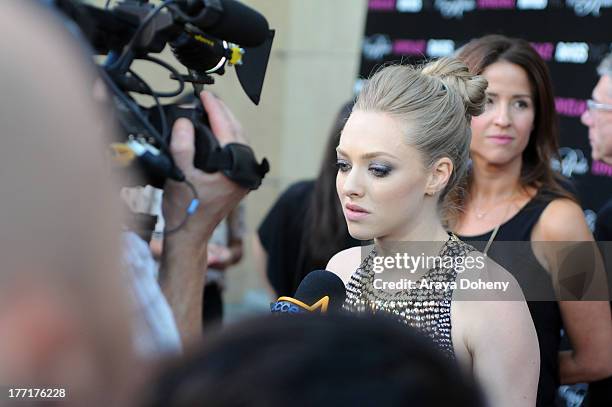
[347,225,375,242]
[478,153,521,167]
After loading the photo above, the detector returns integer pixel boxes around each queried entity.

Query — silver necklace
[473,191,518,220]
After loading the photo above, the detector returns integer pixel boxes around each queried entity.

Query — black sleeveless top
[458,192,562,407]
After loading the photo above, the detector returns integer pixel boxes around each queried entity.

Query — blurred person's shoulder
[263,180,315,216]
[281,180,316,201]
[259,180,314,226]
[258,180,316,247]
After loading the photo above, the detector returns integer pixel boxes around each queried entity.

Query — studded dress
[343,235,474,359]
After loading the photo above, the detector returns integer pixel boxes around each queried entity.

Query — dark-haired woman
[254,102,359,297]
[452,35,612,406]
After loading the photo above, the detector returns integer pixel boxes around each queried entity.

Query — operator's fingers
[200,91,247,145]
[169,118,195,172]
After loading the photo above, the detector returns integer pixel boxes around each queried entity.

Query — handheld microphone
[270,270,347,314]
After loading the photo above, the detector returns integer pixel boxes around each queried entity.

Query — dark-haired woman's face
[470,61,535,167]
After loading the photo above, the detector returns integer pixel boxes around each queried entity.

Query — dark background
[359,0,612,228]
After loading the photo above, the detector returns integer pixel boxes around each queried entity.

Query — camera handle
[161,102,269,190]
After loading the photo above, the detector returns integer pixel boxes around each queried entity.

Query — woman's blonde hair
[354,57,487,225]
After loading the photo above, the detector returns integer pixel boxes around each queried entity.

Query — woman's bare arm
[456,257,540,407]
[535,199,612,383]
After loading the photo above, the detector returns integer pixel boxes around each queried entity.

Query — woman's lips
[486,135,514,145]
[345,204,370,221]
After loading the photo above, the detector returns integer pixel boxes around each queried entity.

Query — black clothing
[202,283,223,329]
[258,181,314,296]
[594,199,612,241]
[458,192,562,407]
[588,198,612,407]
[258,180,358,296]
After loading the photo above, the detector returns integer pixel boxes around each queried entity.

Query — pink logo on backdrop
[393,39,427,56]
[592,161,612,177]
[477,0,515,8]
[530,42,554,61]
[555,97,587,117]
[369,0,396,10]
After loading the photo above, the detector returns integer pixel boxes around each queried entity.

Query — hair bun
[421,57,488,118]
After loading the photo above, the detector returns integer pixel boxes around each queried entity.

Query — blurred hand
[207,243,233,270]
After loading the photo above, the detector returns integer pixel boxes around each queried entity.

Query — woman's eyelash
[335,159,393,177]
[335,159,350,172]
[369,165,392,177]
[515,100,529,108]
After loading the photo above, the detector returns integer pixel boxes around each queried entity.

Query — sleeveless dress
[458,192,562,407]
[343,234,475,359]
[590,199,612,406]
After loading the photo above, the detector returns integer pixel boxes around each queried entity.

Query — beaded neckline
[343,233,473,360]
[358,233,462,300]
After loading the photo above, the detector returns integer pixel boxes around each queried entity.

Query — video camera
[51,0,272,190]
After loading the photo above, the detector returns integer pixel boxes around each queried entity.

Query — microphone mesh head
[294,270,346,311]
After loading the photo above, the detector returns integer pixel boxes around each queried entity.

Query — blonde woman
[327,58,540,406]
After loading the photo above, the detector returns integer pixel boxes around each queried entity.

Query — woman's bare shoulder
[326,245,373,285]
[536,197,592,241]
[452,252,537,372]
[453,250,525,302]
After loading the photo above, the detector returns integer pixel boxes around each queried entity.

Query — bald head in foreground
[0,2,136,405]
[0,1,254,405]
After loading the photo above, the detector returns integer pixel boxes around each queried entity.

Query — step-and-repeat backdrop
[358,0,612,227]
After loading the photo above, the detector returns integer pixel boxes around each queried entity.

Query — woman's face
[581,75,612,163]
[470,61,535,166]
[336,111,429,241]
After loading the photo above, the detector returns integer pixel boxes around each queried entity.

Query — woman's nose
[581,109,593,127]
[493,104,511,128]
[340,168,364,198]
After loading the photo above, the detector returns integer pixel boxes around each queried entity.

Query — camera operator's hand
[163,91,248,241]
[160,91,249,345]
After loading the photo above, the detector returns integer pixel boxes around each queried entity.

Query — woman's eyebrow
[487,92,532,99]
[361,151,398,159]
[336,148,398,160]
